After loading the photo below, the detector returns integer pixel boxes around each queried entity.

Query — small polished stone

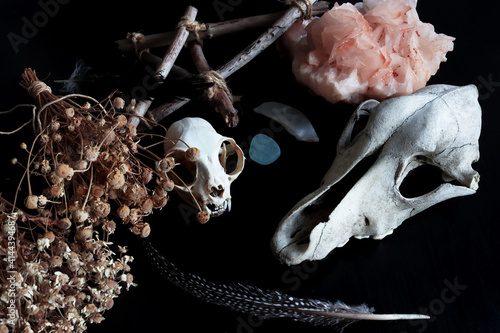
[249,134,281,165]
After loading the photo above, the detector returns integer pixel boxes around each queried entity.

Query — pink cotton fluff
[280,0,455,104]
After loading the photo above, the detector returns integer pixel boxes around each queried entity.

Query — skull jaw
[174,186,232,217]
[271,159,477,266]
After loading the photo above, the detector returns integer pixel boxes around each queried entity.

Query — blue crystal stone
[249,134,281,165]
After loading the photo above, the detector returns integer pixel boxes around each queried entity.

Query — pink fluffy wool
[280,0,455,104]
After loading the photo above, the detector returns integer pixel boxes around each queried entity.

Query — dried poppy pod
[57,218,72,230]
[185,147,200,162]
[24,195,38,210]
[75,226,93,243]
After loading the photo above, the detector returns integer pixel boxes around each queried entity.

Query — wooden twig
[155,6,198,80]
[149,0,320,125]
[115,2,330,53]
[217,0,319,78]
[189,42,239,127]
[128,6,198,129]
[139,51,193,78]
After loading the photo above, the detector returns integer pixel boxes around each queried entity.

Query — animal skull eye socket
[399,164,444,198]
[169,150,196,186]
[219,140,244,176]
[398,156,461,199]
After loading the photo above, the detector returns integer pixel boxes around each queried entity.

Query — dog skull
[271,85,482,265]
[164,117,245,217]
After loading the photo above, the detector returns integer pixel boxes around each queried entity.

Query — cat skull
[164,117,245,217]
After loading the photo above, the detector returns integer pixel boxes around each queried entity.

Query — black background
[1,1,499,332]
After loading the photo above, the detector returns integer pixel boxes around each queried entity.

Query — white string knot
[177,16,207,43]
[27,81,51,100]
[126,32,146,56]
[282,0,314,19]
[199,70,232,103]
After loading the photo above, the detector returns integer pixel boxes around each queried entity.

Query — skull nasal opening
[210,185,224,198]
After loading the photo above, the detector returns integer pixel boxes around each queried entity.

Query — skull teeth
[206,201,228,217]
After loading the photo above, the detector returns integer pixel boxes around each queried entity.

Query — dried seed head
[141,198,154,214]
[65,107,75,118]
[161,178,175,192]
[40,134,49,144]
[185,147,201,162]
[83,303,98,316]
[103,297,114,310]
[122,273,134,284]
[91,185,105,198]
[103,220,116,234]
[141,168,153,184]
[49,172,64,184]
[84,146,100,162]
[154,186,168,198]
[126,124,137,138]
[53,133,62,142]
[43,231,55,243]
[73,209,89,223]
[40,160,51,174]
[116,205,130,219]
[101,129,116,146]
[54,241,70,254]
[115,114,127,129]
[55,164,73,179]
[76,186,88,197]
[20,142,28,150]
[57,217,72,229]
[75,226,93,243]
[107,169,125,190]
[113,97,125,109]
[156,156,175,173]
[49,255,63,267]
[73,159,89,170]
[141,223,151,238]
[121,183,146,201]
[152,195,168,209]
[90,313,104,324]
[51,121,60,131]
[92,201,111,218]
[37,195,48,207]
[119,162,131,174]
[24,195,38,210]
[196,211,210,224]
[47,184,64,198]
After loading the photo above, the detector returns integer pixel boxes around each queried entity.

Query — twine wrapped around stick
[27,80,52,100]
[199,70,233,103]
[282,0,314,19]
[177,16,207,43]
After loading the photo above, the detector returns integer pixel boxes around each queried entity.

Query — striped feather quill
[143,239,428,329]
